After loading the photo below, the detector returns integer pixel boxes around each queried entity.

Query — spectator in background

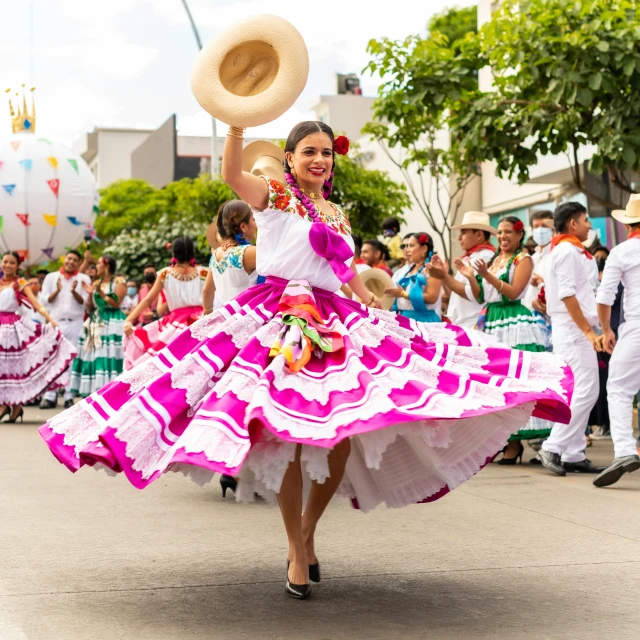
[593,246,610,278]
[138,264,163,324]
[85,261,98,282]
[36,268,48,287]
[361,239,393,276]
[381,216,405,270]
[120,280,139,315]
[352,235,369,273]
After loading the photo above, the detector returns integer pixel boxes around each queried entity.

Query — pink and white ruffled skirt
[124,305,202,370]
[1,311,76,405]
[39,279,572,512]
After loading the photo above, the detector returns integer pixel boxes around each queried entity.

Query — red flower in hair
[334,135,350,155]
[165,242,172,250]
[513,220,525,232]
[418,233,429,244]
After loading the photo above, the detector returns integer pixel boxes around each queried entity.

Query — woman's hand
[92,281,103,297]
[454,258,475,280]
[124,321,134,337]
[384,286,404,298]
[427,255,449,280]
[49,318,59,329]
[474,258,490,278]
[369,295,383,310]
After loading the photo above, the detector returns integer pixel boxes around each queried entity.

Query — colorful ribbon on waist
[269,280,344,373]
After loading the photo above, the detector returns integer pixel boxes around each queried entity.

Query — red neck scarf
[59,267,79,280]
[463,243,496,258]
[550,234,593,259]
[628,228,640,240]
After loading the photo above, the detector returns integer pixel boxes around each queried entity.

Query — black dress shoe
[39,399,57,410]
[594,455,640,487]
[63,399,74,409]
[537,449,566,476]
[562,459,607,474]
[285,562,311,600]
[309,562,321,583]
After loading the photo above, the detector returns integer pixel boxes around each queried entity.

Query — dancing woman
[386,232,442,322]
[202,200,258,316]
[202,200,259,498]
[40,123,573,601]
[450,216,552,461]
[123,237,208,369]
[70,255,127,397]
[0,251,76,423]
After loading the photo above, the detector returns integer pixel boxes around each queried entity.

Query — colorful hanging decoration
[19,159,32,170]
[41,247,54,259]
[2,184,16,196]
[47,179,60,197]
[0,216,3,233]
[10,141,21,152]
[16,213,30,226]
[68,159,79,174]
[42,214,57,226]
[46,156,59,169]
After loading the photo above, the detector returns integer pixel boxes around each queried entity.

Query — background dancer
[70,255,126,397]
[386,232,442,322]
[0,251,76,423]
[538,203,605,476]
[594,197,640,487]
[123,237,207,369]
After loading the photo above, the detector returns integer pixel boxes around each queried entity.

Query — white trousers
[44,317,84,402]
[607,320,640,459]
[542,325,599,463]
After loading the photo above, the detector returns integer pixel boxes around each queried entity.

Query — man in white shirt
[538,202,605,476]
[593,197,640,487]
[40,250,92,409]
[427,210,496,330]
[524,210,554,314]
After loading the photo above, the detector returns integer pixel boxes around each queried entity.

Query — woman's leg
[302,439,351,563]
[277,444,308,584]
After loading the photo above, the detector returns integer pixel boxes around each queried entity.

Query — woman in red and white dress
[0,251,76,423]
[123,237,207,369]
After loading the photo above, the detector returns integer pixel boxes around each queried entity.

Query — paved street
[1,406,639,640]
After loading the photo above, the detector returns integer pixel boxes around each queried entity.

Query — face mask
[383,229,396,238]
[127,287,137,297]
[532,226,553,247]
[143,273,155,284]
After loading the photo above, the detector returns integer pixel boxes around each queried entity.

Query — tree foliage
[427,4,477,48]
[103,213,212,282]
[366,0,640,219]
[332,147,410,237]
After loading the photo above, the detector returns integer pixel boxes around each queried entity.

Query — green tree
[427,4,477,48]
[366,0,640,224]
[332,147,410,238]
[103,212,211,282]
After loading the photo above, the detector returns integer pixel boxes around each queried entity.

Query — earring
[291,167,297,179]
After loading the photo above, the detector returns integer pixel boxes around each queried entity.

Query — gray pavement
[1,405,640,640]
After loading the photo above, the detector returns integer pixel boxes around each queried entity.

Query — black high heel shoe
[309,562,321,583]
[6,408,24,424]
[219,474,237,498]
[285,561,311,600]
[497,441,524,465]
[0,407,10,422]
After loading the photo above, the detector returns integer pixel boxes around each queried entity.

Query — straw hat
[451,211,497,235]
[358,268,396,310]
[190,15,309,128]
[242,140,285,182]
[612,194,640,225]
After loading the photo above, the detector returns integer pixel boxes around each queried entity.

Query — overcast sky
[1,0,474,145]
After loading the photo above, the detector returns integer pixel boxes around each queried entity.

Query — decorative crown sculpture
[6,85,36,134]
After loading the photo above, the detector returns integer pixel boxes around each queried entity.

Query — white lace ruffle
[485,320,546,349]
[0,316,36,351]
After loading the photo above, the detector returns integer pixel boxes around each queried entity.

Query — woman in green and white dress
[455,216,551,462]
[70,255,127,397]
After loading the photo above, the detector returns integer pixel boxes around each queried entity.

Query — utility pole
[180,0,219,176]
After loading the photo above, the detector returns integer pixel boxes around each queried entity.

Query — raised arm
[202,270,216,314]
[475,256,532,302]
[23,284,58,328]
[220,129,269,209]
